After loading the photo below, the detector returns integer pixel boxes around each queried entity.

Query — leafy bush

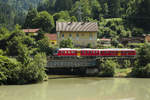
[127,43,144,48]
[98,60,117,77]
[36,37,52,55]
[132,43,150,77]
[132,63,150,78]
[0,49,3,55]
[0,56,21,84]
[20,53,47,84]
[86,43,92,48]
[60,38,74,48]
[0,25,48,85]
[0,53,47,85]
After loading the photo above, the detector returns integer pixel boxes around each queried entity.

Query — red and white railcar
[53,48,136,57]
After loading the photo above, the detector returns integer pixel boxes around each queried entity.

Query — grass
[114,68,132,77]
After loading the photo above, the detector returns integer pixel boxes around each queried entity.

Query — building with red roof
[45,33,57,45]
[23,29,40,35]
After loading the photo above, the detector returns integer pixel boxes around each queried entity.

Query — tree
[0,55,21,84]
[70,0,91,21]
[98,60,116,77]
[60,39,74,48]
[36,37,53,55]
[32,11,54,32]
[20,53,47,84]
[55,0,73,11]
[6,25,35,63]
[0,25,48,85]
[53,11,70,22]
[90,0,102,20]
[23,7,38,28]
[137,43,150,67]
[108,0,121,18]
[132,43,150,77]
[70,16,77,22]
[0,27,10,50]
[126,0,150,31]
[102,3,109,18]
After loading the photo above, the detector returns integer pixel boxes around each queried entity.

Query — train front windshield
[53,49,59,55]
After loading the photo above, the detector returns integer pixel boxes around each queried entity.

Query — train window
[65,51,67,54]
[87,51,89,54]
[62,51,64,54]
[68,51,70,53]
[96,51,98,54]
[84,51,86,54]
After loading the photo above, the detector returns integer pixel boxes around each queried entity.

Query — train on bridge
[53,48,136,58]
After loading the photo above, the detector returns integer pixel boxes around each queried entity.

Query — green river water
[0,77,150,100]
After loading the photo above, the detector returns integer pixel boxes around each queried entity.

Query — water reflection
[0,78,150,100]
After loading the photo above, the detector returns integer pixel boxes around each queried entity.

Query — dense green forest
[1,0,150,35]
[0,0,40,29]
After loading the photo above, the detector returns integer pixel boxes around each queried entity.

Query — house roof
[23,29,40,33]
[56,22,98,32]
[45,34,57,40]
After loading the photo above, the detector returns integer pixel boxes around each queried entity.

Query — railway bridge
[46,56,135,74]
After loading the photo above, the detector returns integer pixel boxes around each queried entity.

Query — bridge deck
[46,56,135,68]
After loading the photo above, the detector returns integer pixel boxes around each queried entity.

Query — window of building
[62,34,64,38]
[69,33,72,38]
[52,42,55,44]
[89,33,92,40]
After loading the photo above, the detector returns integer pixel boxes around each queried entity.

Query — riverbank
[114,68,132,78]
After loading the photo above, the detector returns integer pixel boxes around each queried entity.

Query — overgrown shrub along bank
[0,53,47,85]
[97,60,117,77]
[131,43,150,77]
[0,26,49,85]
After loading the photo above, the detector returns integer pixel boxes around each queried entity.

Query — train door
[77,50,81,57]
[118,51,121,56]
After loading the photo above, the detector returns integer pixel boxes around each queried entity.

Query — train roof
[58,48,135,51]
